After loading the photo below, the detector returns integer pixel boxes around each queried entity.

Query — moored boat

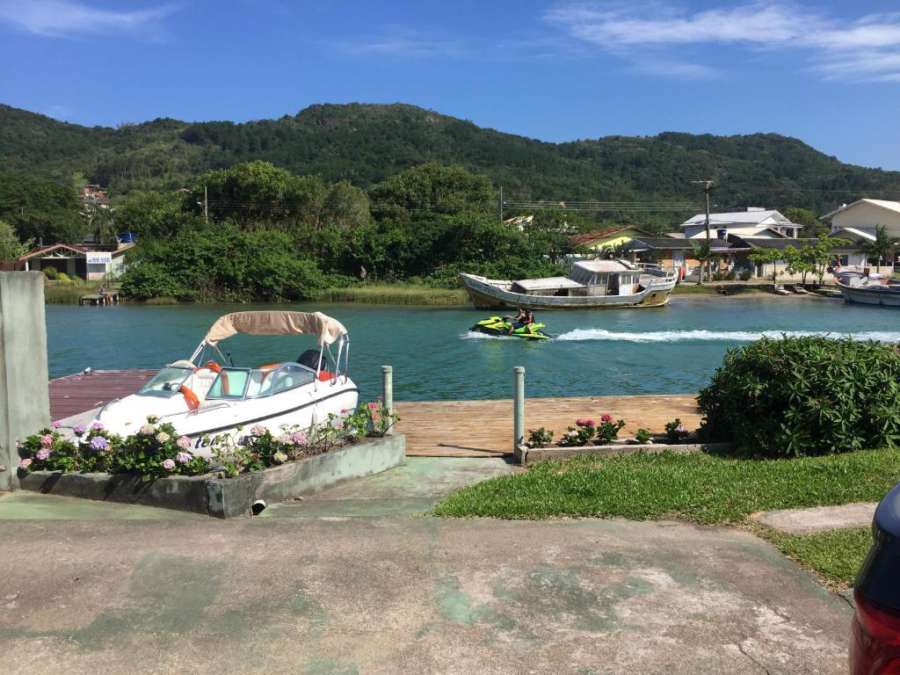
[460,260,677,310]
[92,311,359,455]
[836,274,900,307]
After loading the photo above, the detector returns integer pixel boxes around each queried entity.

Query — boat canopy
[203,311,348,346]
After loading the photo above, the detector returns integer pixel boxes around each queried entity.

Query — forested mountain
[3,102,900,214]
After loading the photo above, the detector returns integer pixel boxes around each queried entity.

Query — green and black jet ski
[470,316,551,340]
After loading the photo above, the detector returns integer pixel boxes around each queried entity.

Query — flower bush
[559,418,597,447]
[595,416,626,445]
[527,427,554,448]
[17,399,395,481]
[665,419,689,444]
[634,428,652,444]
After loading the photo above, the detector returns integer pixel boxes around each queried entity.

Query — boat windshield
[138,366,193,398]
[206,364,316,400]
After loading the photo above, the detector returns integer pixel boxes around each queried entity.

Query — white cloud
[335,34,464,59]
[545,1,900,82]
[0,0,175,38]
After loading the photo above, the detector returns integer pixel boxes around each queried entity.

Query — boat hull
[838,283,900,307]
[460,273,673,310]
[97,379,360,457]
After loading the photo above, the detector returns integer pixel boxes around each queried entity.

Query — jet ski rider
[509,307,535,334]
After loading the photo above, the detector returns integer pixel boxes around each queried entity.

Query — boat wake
[555,329,900,343]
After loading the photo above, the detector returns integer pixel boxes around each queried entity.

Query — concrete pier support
[513,366,525,453]
[0,272,50,490]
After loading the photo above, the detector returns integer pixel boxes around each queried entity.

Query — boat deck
[49,370,702,457]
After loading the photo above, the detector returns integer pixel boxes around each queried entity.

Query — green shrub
[120,261,189,301]
[699,336,900,457]
[56,272,74,284]
[42,266,58,280]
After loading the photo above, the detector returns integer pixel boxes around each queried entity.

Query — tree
[691,240,712,285]
[0,219,31,261]
[748,248,784,284]
[0,171,85,244]
[368,162,495,223]
[321,180,370,230]
[861,225,899,272]
[113,190,198,240]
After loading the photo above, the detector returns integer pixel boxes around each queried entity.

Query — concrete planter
[516,441,731,466]
[19,434,406,518]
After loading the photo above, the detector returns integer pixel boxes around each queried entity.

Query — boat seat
[297,349,322,371]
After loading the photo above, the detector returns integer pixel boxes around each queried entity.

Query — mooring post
[513,366,525,453]
[382,365,394,435]
[0,272,51,490]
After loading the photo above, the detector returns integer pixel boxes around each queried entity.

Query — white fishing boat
[836,273,900,308]
[93,311,358,456]
[460,260,677,310]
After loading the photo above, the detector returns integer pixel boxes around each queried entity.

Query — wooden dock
[78,291,120,306]
[49,370,701,458]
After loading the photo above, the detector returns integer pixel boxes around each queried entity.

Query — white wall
[831,203,900,237]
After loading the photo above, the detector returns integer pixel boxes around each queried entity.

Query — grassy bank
[764,527,871,587]
[313,283,468,306]
[434,449,899,524]
[43,281,109,304]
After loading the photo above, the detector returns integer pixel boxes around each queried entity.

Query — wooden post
[382,365,393,435]
[513,366,525,452]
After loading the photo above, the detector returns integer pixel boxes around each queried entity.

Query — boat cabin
[510,260,642,297]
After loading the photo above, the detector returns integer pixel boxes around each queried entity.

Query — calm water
[46,298,900,401]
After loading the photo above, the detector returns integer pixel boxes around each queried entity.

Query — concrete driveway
[0,459,852,674]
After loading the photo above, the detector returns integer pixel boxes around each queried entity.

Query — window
[263,364,315,396]
[207,368,250,400]
[138,367,192,398]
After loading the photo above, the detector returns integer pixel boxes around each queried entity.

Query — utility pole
[690,180,715,284]
[203,184,209,225]
[498,186,504,224]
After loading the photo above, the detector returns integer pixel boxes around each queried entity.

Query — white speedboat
[94,311,358,456]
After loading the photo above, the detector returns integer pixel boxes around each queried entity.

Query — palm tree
[862,225,899,272]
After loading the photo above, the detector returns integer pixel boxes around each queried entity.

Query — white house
[822,199,900,269]
[676,207,802,240]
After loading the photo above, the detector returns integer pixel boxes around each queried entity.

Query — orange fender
[180,385,200,411]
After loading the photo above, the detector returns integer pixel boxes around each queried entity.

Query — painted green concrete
[0,272,50,491]
[0,492,205,521]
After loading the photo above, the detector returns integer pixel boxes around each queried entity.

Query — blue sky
[2,1,900,169]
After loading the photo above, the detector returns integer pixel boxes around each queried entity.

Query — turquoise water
[46,298,899,401]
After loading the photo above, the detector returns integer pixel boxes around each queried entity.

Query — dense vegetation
[4,102,900,215]
[698,336,900,457]
[118,161,569,301]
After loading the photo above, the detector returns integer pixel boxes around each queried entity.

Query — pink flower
[250,425,266,437]
[40,434,53,448]
[175,452,192,464]
[73,424,86,436]
[367,402,378,411]
[575,418,596,428]
[18,458,32,469]
[91,421,104,431]
[51,421,61,429]
[290,431,306,445]
[36,448,51,461]
[176,436,192,450]
[277,434,292,445]
[600,414,612,423]
[162,459,176,471]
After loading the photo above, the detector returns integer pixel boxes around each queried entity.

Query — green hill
[2,101,898,214]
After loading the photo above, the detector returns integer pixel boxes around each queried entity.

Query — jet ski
[470,316,551,340]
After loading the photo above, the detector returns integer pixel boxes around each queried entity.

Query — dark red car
[851,482,900,674]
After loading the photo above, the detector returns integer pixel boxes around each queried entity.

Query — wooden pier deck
[49,370,701,458]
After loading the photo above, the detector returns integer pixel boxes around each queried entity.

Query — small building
[678,208,803,240]
[625,237,739,280]
[570,227,652,253]
[16,242,134,280]
[727,236,864,281]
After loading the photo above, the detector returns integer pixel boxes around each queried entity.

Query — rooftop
[822,198,900,220]
[626,237,735,252]
[680,209,794,228]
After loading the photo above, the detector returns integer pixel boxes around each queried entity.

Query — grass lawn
[764,527,872,587]
[433,449,899,525]
[314,283,467,306]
